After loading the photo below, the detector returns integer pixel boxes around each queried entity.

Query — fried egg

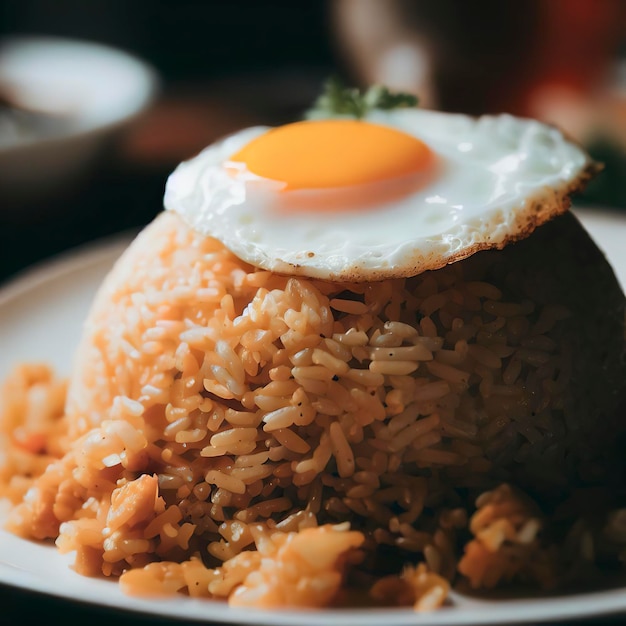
[163,109,596,282]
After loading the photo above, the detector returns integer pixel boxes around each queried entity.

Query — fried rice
[1,208,625,611]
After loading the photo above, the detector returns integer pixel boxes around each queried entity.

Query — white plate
[1,207,625,625]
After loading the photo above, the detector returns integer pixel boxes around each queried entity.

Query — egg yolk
[229,119,433,192]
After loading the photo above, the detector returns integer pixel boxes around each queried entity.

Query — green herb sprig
[306,76,419,120]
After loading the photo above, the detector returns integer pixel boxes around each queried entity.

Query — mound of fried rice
[1,209,626,611]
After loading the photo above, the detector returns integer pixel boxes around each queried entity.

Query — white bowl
[0,35,159,204]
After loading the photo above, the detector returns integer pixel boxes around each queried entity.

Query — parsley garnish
[306,76,419,120]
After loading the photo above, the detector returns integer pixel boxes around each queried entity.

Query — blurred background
[2,0,626,285]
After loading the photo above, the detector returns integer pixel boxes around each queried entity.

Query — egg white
[163,109,593,282]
